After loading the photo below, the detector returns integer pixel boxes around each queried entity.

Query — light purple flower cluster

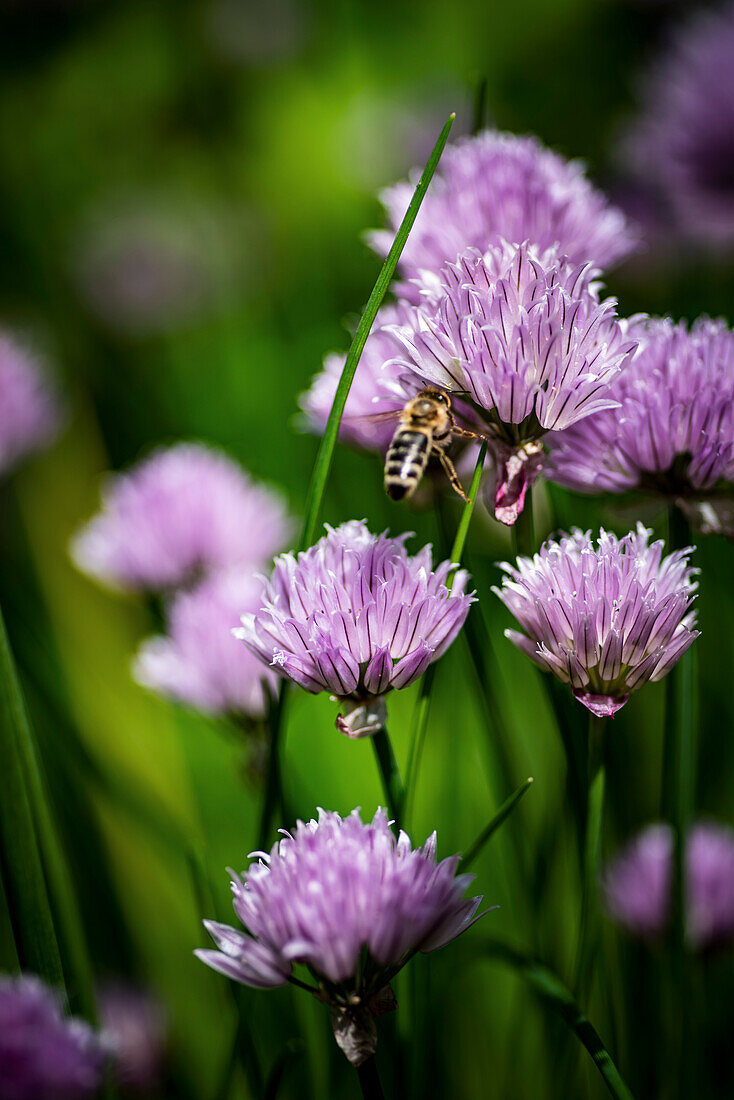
[548,317,734,497]
[133,568,277,719]
[299,304,411,452]
[0,334,60,477]
[368,130,638,287]
[72,443,292,593]
[494,525,699,717]
[0,974,105,1100]
[235,521,473,737]
[389,241,635,523]
[196,808,485,1064]
[623,3,734,247]
[603,821,734,950]
[98,984,167,1094]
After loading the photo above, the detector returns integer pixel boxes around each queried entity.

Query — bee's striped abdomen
[384,429,431,501]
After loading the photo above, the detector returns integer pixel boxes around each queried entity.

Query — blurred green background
[0,1,732,1097]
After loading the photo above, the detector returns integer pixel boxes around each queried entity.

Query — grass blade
[481,938,635,1100]
[449,441,488,570]
[0,604,65,990]
[461,777,534,870]
[298,112,455,552]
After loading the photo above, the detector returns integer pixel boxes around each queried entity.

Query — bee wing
[338,409,403,428]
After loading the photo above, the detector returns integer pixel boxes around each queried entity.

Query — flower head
[133,567,276,719]
[389,241,635,523]
[196,808,485,1063]
[624,3,734,247]
[493,524,699,717]
[368,130,637,286]
[548,317,734,497]
[71,443,292,593]
[235,521,473,737]
[0,974,105,1100]
[298,304,411,453]
[0,334,60,477]
[99,985,167,1095]
[603,821,734,950]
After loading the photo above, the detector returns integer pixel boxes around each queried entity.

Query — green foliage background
[0,1,732,1097]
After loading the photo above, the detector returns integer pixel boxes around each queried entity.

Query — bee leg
[452,425,487,442]
[433,447,469,502]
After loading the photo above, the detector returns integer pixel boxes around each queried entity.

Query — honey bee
[383,388,483,502]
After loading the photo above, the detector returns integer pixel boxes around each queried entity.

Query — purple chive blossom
[603,821,734,950]
[623,3,734,248]
[99,985,167,1095]
[493,524,699,718]
[196,808,486,1065]
[0,334,60,477]
[389,241,636,524]
[299,303,415,453]
[234,521,473,738]
[71,443,293,593]
[368,130,637,290]
[133,568,277,719]
[548,316,734,499]
[0,974,105,1100]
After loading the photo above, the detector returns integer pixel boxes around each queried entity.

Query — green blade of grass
[0,604,66,990]
[481,939,635,1100]
[403,443,486,826]
[298,112,454,552]
[461,777,534,870]
[259,114,455,848]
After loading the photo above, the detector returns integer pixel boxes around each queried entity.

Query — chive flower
[299,303,410,453]
[368,129,637,289]
[389,241,635,523]
[196,808,486,1064]
[493,525,699,717]
[0,974,105,1099]
[99,985,167,1095]
[234,521,473,737]
[0,334,60,477]
[71,443,292,593]
[623,3,734,248]
[548,317,734,500]
[603,822,734,950]
[133,568,276,720]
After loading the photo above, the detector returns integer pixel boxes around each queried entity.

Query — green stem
[512,488,536,558]
[462,777,534,870]
[0,605,66,993]
[258,686,290,850]
[356,1057,386,1100]
[662,503,696,1099]
[371,725,404,829]
[574,714,606,1002]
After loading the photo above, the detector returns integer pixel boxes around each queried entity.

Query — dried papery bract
[602,821,734,950]
[235,520,473,738]
[494,524,699,717]
[71,443,293,593]
[0,333,61,477]
[548,317,734,517]
[388,241,636,524]
[0,974,105,1099]
[195,808,487,1065]
[368,129,638,291]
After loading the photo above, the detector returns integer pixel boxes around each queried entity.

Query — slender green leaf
[481,939,635,1100]
[449,441,488,573]
[0,604,65,989]
[511,487,536,557]
[574,715,606,1000]
[462,777,534,869]
[371,724,404,828]
[403,443,487,827]
[298,112,455,552]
